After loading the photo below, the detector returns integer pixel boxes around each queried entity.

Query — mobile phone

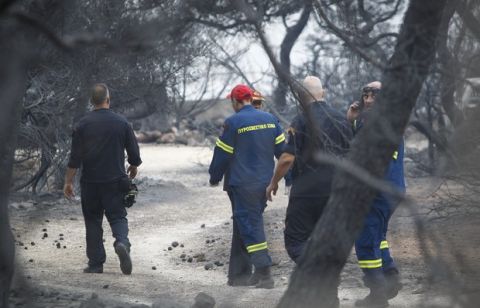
[351,101,362,111]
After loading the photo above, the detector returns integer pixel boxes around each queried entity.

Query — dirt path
[9,144,466,307]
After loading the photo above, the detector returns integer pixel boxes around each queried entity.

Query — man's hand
[64,183,75,200]
[127,165,138,179]
[63,167,77,200]
[347,101,361,122]
[266,182,279,201]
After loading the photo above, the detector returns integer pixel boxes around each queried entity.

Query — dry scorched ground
[9,144,480,307]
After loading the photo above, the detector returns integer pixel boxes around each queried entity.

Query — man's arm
[266,153,295,201]
[267,116,303,201]
[209,119,235,185]
[125,123,142,179]
[64,125,81,199]
[63,167,77,199]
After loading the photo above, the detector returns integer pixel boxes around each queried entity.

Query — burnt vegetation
[1,0,480,307]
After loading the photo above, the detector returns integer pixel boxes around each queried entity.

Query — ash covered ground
[8,145,479,307]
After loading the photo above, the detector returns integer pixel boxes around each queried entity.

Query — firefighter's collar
[239,104,255,112]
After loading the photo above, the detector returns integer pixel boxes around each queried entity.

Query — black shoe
[227,275,255,287]
[83,266,103,274]
[114,243,132,275]
[355,292,389,308]
[253,267,274,289]
[385,269,402,299]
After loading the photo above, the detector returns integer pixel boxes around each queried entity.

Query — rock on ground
[192,292,215,308]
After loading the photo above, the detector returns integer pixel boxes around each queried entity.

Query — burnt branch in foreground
[0,33,29,308]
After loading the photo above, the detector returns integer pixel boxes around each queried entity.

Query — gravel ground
[8,144,479,307]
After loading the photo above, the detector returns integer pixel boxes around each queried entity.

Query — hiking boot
[384,268,402,299]
[355,292,389,308]
[83,266,103,274]
[114,243,132,275]
[253,267,274,289]
[356,274,389,308]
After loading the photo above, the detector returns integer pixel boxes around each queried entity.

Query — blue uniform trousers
[381,206,396,272]
[227,191,253,280]
[81,180,130,267]
[355,194,398,284]
[230,184,272,269]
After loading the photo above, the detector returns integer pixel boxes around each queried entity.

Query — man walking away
[347,81,405,307]
[266,76,352,262]
[209,84,285,289]
[64,83,142,275]
[224,89,267,286]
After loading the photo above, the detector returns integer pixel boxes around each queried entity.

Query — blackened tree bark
[273,0,312,112]
[277,0,448,307]
[0,31,28,308]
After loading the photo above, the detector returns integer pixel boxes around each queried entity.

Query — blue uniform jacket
[354,118,406,210]
[209,105,285,187]
[385,139,406,192]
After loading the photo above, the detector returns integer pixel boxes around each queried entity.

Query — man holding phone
[347,81,405,308]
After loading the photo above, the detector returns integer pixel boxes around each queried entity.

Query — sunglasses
[362,87,380,95]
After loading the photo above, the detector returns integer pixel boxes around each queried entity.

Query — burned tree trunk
[0,33,28,307]
[273,1,312,112]
[277,0,448,307]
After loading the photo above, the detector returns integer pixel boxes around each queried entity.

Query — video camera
[123,181,138,208]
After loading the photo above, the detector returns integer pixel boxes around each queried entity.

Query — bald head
[300,76,325,103]
[91,83,110,106]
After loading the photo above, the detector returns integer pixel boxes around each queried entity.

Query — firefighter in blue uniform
[209,84,285,289]
[224,90,267,286]
[347,81,406,308]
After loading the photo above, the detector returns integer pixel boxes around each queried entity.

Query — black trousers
[284,195,330,262]
[81,180,130,267]
[227,191,252,281]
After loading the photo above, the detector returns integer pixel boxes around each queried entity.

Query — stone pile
[135,119,221,146]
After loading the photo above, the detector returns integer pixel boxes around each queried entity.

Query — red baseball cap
[227,84,253,101]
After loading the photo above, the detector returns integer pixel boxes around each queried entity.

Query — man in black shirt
[64,83,142,275]
[266,76,352,262]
